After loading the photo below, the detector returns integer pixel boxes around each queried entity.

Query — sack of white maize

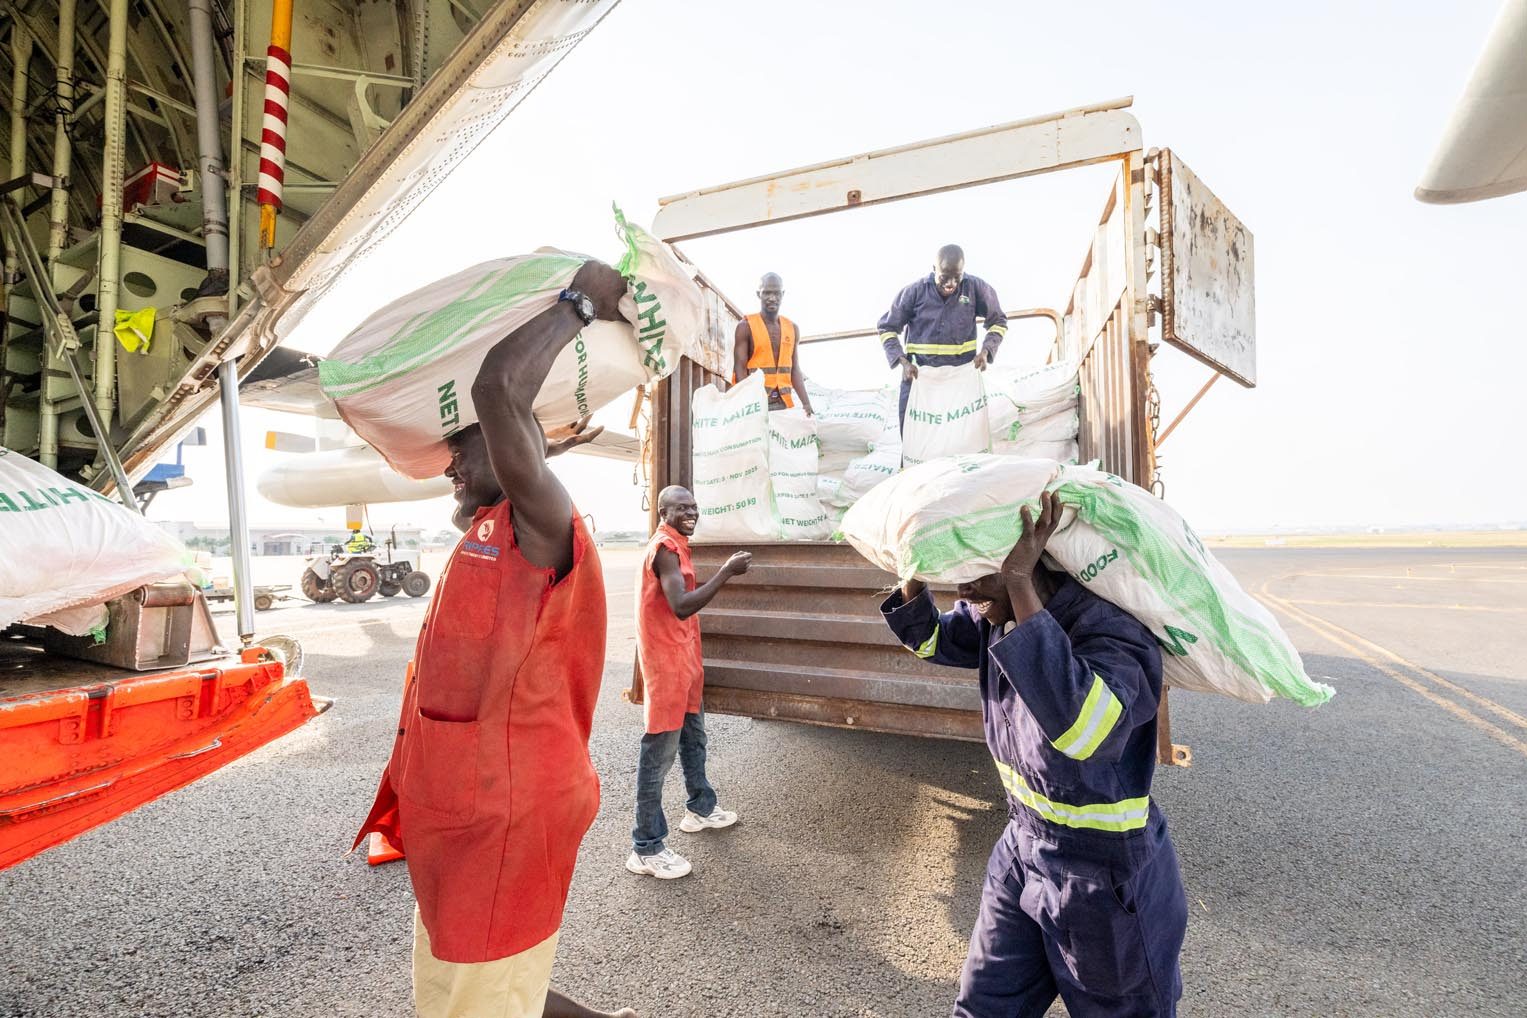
[840,454,1332,706]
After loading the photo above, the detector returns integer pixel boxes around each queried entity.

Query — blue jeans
[631,711,717,855]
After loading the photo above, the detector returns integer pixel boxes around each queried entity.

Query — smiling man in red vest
[626,485,751,879]
[354,260,635,1018]
[733,272,815,414]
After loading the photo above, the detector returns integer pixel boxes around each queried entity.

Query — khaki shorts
[412,908,560,1018]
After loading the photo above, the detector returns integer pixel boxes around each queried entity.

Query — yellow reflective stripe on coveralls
[993,759,1149,833]
[904,339,980,357]
[911,629,939,659]
[1050,674,1124,761]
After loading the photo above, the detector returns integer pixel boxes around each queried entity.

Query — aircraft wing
[1417,0,1527,203]
[240,348,341,420]
[119,0,623,479]
[544,424,642,463]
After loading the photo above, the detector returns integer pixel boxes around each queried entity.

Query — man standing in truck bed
[733,272,814,414]
[881,491,1187,1017]
[877,244,1008,428]
[353,261,635,1018]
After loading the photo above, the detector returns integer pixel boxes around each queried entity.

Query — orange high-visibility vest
[738,313,797,408]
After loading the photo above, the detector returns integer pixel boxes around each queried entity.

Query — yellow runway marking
[1275,577,1527,731]
[1287,598,1527,615]
[1258,579,1527,760]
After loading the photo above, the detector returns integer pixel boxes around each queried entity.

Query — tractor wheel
[379,581,402,598]
[255,592,276,611]
[337,561,382,603]
[402,571,431,598]
[301,568,337,603]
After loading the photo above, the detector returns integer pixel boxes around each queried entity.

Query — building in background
[157,522,424,557]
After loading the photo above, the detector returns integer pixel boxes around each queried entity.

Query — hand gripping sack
[902,365,991,467]
[690,373,776,542]
[0,448,194,636]
[840,455,1333,707]
[768,409,832,541]
[320,210,706,480]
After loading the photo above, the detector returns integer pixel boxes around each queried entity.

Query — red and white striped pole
[257,0,293,249]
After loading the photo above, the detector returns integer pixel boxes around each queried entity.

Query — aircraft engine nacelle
[257,445,451,509]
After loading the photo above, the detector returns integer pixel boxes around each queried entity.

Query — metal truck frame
[635,98,1256,765]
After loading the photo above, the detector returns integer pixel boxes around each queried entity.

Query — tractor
[300,530,430,604]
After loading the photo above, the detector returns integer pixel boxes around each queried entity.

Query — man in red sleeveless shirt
[354,260,635,1018]
[626,485,752,879]
[732,272,814,414]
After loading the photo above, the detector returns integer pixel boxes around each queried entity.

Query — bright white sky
[151,0,1527,535]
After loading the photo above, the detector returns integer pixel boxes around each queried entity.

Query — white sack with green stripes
[983,360,1081,449]
[840,454,1332,707]
[902,365,991,467]
[0,447,197,637]
[806,381,894,470]
[319,211,706,480]
[768,408,833,541]
[836,418,903,507]
[690,372,777,543]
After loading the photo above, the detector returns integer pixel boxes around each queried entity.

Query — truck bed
[680,542,984,740]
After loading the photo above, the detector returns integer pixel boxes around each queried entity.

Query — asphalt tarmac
[1,546,1522,1017]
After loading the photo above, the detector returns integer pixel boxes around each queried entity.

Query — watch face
[578,296,595,322]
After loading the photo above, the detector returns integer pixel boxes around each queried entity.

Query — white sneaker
[678,807,738,833]
[625,848,692,879]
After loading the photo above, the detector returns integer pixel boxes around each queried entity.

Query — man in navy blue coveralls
[881,491,1188,1017]
[877,244,1008,429]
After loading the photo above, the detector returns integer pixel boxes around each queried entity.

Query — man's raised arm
[656,548,751,619]
[471,260,626,576]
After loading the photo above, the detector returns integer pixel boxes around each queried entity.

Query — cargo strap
[993,759,1149,833]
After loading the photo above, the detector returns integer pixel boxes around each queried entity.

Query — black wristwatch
[559,288,596,326]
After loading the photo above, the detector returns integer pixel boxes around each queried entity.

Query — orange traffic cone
[367,831,405,866]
